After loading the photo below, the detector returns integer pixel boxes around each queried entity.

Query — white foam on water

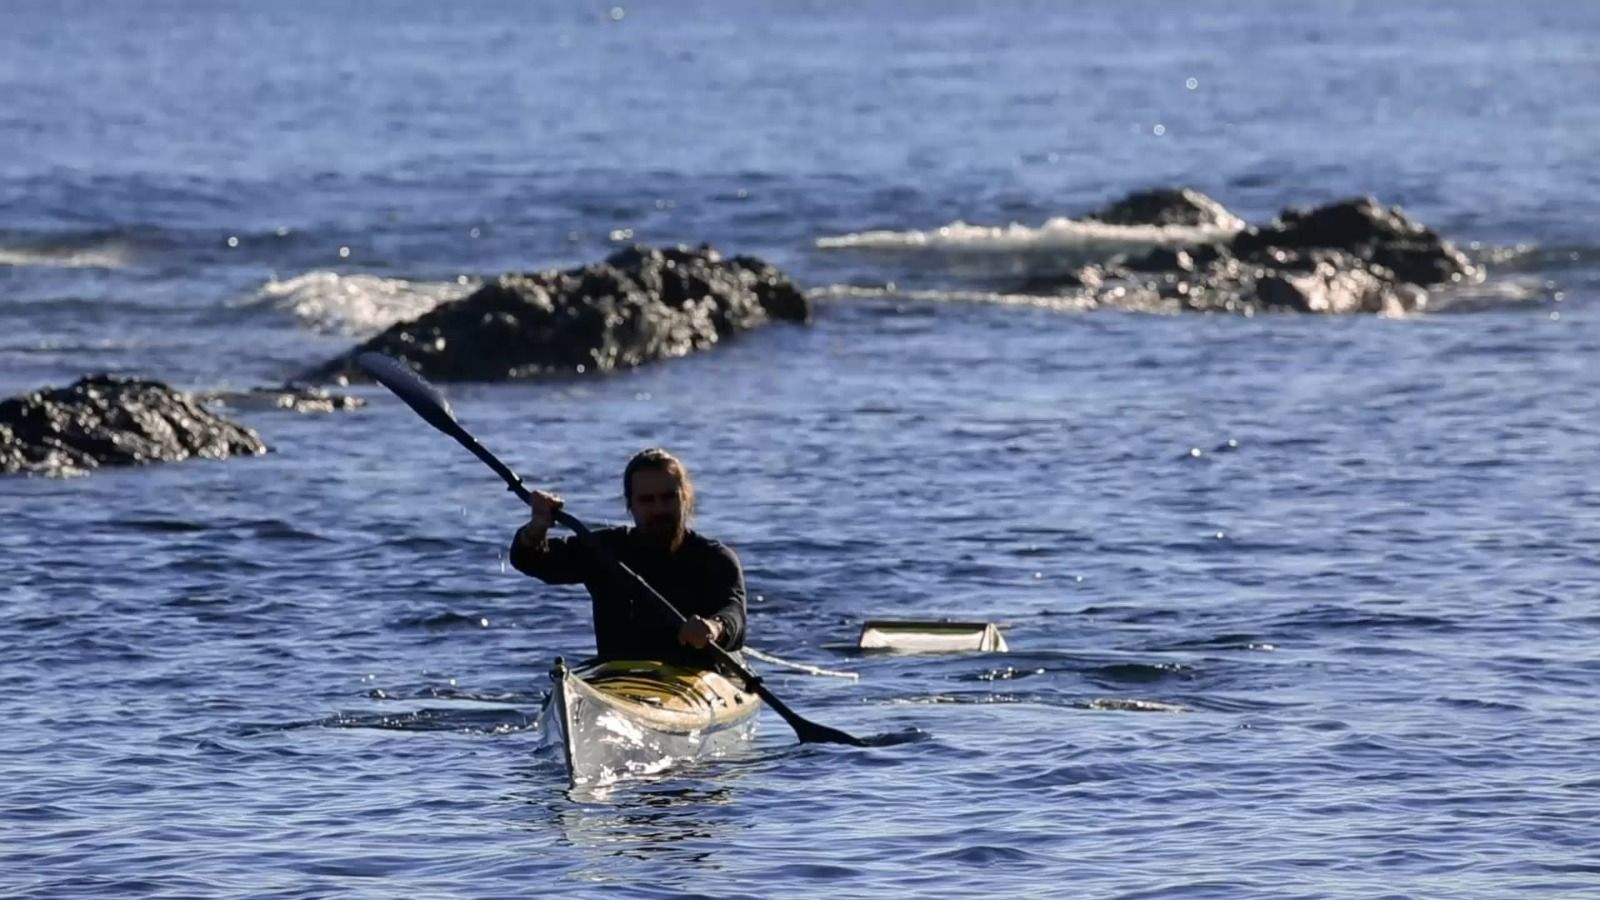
[815,216,1243,252]
[812,283,1102,312]
[253,270,476,335]
[0,243,131,269]
[1429,274,1549,312]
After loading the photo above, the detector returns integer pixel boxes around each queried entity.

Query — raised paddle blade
[356,352,460,432]
[356,351,534,504]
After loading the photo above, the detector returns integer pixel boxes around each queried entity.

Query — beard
[640,515,686,550]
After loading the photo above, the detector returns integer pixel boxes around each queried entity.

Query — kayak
[539,657,761,786]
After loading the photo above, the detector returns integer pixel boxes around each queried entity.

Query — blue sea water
[4,1,1600,897]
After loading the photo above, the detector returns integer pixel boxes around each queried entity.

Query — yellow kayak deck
[550,650,761,743]
[576,659,754,719]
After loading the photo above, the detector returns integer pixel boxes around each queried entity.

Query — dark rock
[1241,197,1422,250]
[1086,188,1246,230]
[1021,194,1477,315]
[1,375,268,477]
[1369,238,1475,287]
[1124,247,1196,273]
[1230,196,1477,285]
[1016,189,1242,294]
[1256,267,1378,314]
[1186,243,1230,267]
[727,253,811,323]
[1016,264,1105,295]
[305,245,812,383]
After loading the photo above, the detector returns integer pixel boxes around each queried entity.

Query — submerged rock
[200,383,366,414]
[1032,192,1480,315]
[1,375,268,477]
[306,245,812,383]
[1086,187,1248,232]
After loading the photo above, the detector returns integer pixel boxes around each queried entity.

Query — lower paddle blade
[795,721,871,747]
[758,688,869,747]
[854,727,930,747]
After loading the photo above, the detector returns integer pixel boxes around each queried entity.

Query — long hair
[622,448,696,520]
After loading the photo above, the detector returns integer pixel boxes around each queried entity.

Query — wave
[0,238,137,269]
[811,283,1101,311]
[243,270,475,335]
[1428,276,1551,313]
[813,269,1554,316]
[815,216,1242,253]
[244,706,540,736]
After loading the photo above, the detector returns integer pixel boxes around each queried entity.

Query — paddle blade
[356,352,460,434]
[756,685,870,747]
[356,351,535,505]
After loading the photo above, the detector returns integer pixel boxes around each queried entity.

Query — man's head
[623,448,695,549]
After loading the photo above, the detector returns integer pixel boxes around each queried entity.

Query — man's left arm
[703,544,747,650]
[678,542,747,651]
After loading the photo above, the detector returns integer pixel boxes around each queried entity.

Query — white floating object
[857,620,1009,653]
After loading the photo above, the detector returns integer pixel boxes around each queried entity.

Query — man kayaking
[509,448,747,663]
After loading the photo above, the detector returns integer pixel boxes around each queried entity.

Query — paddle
[356,351,868,747]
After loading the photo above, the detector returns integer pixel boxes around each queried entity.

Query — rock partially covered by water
[200,383,366,414]
[1038,193,1480,315]
[1232,196,1476,288]
[1,375,268,477]
[1086,187,1247,231]
[307,245,812,383]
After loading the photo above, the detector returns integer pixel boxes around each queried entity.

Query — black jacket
[509,525,747,663]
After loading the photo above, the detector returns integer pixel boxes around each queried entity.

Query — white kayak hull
[539,657,760,786]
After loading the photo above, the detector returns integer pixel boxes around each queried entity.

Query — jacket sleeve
[508,525,598,585]
[705,544,748,651]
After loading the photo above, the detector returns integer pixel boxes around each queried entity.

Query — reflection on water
[502,763,763,874]
[557,785,737,869]
[240,705,542,736]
